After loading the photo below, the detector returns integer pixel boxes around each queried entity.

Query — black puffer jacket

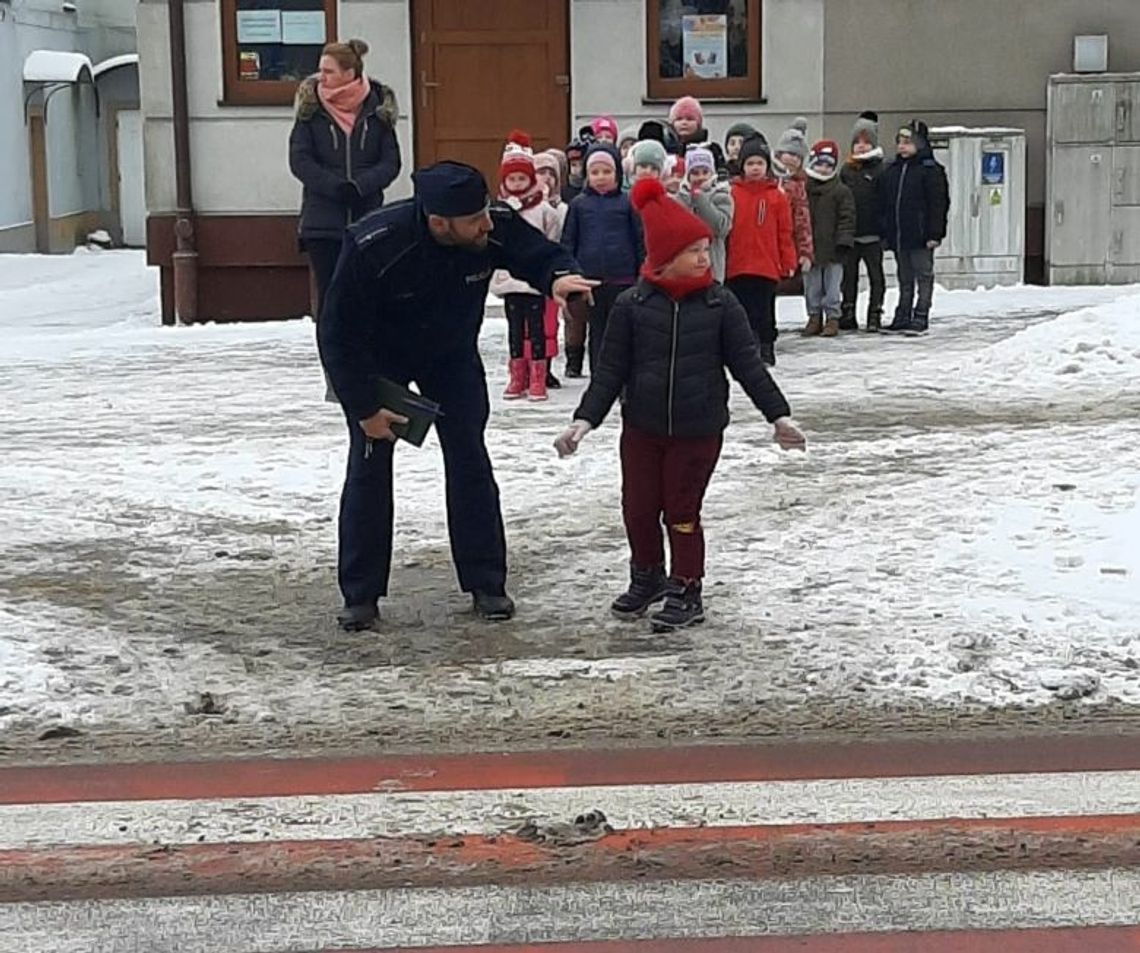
[575,280,790,438]
[878,147,949,251]
[840,153,886,239]
[288,76,401,245]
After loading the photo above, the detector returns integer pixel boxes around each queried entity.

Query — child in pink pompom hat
[668,96,726,176]
[591,115,619,144]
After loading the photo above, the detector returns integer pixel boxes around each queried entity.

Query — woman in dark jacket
[288,39,401,320]
[556,178,804,633]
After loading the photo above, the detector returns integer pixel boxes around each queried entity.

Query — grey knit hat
[774,116,809,160]
[618,125,639,150]
[631,138,667,172]
[851,110,879,149]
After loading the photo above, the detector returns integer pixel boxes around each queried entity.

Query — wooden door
[29,113,49,253]
[413,0,569,190]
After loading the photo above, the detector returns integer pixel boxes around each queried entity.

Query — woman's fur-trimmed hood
[294,75,398,127]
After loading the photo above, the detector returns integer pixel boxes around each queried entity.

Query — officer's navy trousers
[337,352,508,607]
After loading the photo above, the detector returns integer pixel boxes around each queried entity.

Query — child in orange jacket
[725,136,797,367]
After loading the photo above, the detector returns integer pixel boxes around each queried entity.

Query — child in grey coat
[674,146,734,282]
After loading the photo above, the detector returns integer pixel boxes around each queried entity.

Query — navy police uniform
[318,162,579,612]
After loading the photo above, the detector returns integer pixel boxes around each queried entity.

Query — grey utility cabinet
[1046,73,1140,284]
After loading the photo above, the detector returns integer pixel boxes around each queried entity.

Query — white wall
[139,0,414,217]
[570,0,825,148]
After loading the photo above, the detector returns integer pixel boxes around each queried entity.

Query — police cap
[412,161,489,217]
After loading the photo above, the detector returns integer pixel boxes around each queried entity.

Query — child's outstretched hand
[773,417,806,452]
[555,420,592,458]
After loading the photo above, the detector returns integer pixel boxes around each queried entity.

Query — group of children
[488,100,949,630]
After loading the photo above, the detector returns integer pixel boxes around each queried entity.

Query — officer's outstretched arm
[317,241,382,421]
[489,205,582,297]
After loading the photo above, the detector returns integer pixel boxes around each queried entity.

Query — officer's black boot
[838,304,858,332]
[473,590,515,621]
[337,603,379,632]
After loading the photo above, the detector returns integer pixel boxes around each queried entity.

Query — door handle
[1054,200,1064,226]
[420,71,440,110]
[970,190,980,218]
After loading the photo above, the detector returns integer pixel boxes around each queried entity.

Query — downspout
[168,0,197,323]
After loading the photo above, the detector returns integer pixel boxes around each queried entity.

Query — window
[220,0,337,105]
[647,0,761,101]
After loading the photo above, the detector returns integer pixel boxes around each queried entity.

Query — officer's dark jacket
[574,279,790,439]
[318,199,579,421]
[878,147,950,251]
[288,76,402,244]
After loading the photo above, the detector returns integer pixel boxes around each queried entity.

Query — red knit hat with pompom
[499,129,537,193]
[630,177,712,272]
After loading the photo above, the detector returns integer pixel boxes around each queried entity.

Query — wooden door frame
[28,108,50,253]
[410,0,571,170]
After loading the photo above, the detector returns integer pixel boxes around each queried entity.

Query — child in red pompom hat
[491,130,565,401]
[555,176,805,632]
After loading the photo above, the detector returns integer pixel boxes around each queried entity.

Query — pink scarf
[318,74,370,137]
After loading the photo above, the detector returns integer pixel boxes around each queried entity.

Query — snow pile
[958,293,1140,395]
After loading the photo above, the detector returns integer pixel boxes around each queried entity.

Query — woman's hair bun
[347,38,369,59]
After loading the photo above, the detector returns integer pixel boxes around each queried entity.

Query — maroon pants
[620,425,723,581]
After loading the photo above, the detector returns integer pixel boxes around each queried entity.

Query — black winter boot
[865,310,882,333]
[473,590,515,621]
[611,564,669,619]
[337,603,379,632]
[838,305,858,332]
[650,580,705,632]
[565,346,585,379]
[902,312,929,336]
[884,310,912,334]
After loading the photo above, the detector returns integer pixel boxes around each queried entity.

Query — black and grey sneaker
[473,590,516,621]
[883,312,913,334]
[611,564,669,619]
[337,603,379,632]
[649,580,705,632]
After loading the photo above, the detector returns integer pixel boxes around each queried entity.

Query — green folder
[375,377,443,448]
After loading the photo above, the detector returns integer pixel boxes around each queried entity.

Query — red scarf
[641,265,714,300]
[318,74,370,137]
[500,184,546,211]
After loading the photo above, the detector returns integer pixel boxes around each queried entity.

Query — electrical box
[1046,72,1140,285]
[925,126,1027,289]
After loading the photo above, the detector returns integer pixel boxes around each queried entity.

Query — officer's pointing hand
[552,275,600,310]
[359,408,409,443]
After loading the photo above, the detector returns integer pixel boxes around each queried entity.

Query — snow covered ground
[0,249,1138,763]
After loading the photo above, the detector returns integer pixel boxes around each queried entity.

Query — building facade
[1,0,140,252]
[135,0,1140,323]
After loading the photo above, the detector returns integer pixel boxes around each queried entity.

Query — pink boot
[528,360,549,401]
[503,358,527,400]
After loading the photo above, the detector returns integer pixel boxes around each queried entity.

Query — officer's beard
[432,222,490,250]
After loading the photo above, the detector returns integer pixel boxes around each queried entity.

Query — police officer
[318,161,595,631]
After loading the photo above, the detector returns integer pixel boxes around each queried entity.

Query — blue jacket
[318,200,580,421]
[288,76,402,245]
[561,147,643,281]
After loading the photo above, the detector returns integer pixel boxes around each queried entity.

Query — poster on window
[236,9,282,44]
[281,10,326,45]
[682,14,728,80]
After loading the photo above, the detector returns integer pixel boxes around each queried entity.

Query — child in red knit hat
[490,130,565,401]
[555,177,805,631]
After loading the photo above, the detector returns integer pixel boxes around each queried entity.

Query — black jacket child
[879,133,950,251]
[840,153,886,239]
[288,76,402,246]
[575,279,790,439]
